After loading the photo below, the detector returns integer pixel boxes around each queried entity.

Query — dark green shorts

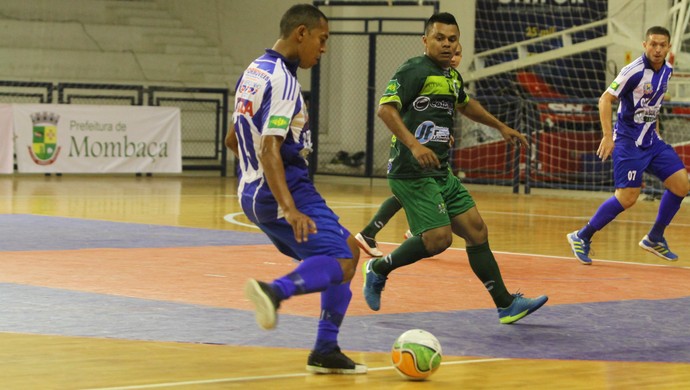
[389,170,475,236]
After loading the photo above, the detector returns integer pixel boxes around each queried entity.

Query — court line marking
[83,358,508,390]
[223,212,259,229]
[221,210,690,270]
[434,245,690,269]
[224,203,690,229]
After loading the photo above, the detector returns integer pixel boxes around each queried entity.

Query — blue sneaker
[362,259,387,311]
[639,235,678,261]
[567,230,592,265]
[498,293,548,324]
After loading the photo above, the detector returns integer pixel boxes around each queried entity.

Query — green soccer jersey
[380,55,469,178]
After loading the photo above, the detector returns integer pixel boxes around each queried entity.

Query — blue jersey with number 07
[607,54,672,148]
[232,49,320,224]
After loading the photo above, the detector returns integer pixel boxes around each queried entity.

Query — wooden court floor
[0,173,689,389]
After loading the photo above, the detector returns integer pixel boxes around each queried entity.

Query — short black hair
[424,12,458,35]
[280,4,328,38]
[645,26,671,41]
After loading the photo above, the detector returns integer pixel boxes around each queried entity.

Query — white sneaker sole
[354,233,383,257]
[639,240,678,261]
[244,279,277,330]
[306,364,368,374]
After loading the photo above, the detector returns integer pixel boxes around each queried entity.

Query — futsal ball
[391,329,442,380]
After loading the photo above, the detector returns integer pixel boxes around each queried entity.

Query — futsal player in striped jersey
[226,4,365,374]
[568,26,690,264]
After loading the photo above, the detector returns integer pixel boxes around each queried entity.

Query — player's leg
[245,209,366,373]
[639,144,689,260]
[451,207,509,307]
[307,235,366,374]
[362,177,445,311]
[568,138,645,264]
[444,174,548,324]
[355,195,403,257]
[306,281,366,374]
[244,208,356,330]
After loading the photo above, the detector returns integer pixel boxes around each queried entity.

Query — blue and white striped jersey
[232,49,316,223]
[607,54,672,148]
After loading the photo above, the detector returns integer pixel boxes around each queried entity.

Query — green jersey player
[362,12,548,325]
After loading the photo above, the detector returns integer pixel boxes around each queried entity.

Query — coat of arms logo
[28,111,61,165]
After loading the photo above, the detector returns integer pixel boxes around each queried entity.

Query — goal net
[459,0,690,195]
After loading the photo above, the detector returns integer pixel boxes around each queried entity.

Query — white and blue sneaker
[567,231,592,265]
[639,235,678,261]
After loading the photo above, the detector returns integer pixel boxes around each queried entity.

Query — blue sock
[271,255,344,300]
[314,282,352,354]
[579,196,625,241]
[648,191,684,242]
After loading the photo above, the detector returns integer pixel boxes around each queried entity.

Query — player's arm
[457,99,528,148]
[225,127,239,158]
[377,103,440,169]
[597,91,617,161]
[259,135,316,242]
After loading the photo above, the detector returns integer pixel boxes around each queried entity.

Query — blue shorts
[256,203,353,261]
[612,138,685,188]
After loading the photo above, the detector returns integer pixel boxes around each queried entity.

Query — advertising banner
[13,104,181,173]
[0,104,13,174]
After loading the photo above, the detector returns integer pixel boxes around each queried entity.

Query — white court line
[223,208,690,270]
[224,201,690,228]
[83,358,508,390]
[222,204,382,229]
[389,241,690,270]
[223,212,259,229]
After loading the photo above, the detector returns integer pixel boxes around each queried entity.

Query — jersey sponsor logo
[412,96,454,114]
[235,98,254,115]
[634,106,659,124]
[383,79,401,96]
[238,82,260,95]
[643,82,653,94]
[246,67,270,81]
[431,99,453,114]
[414,120,451,144]
[610,81,619,91]
[300,129,313,159]
[268,115,290,130]
[413,96,430,111]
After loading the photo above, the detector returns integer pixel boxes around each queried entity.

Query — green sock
[466,242,513,308]
[372,235,430,276]
[361,196,403,238]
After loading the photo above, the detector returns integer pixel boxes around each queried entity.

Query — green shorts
[389,171,475,236]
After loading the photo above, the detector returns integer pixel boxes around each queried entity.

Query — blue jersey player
[568,26,690,264]
[225,4,365,374]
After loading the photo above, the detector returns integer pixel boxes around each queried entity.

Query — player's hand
[410,143,441,169]
[597,136,614,161]
[285,209,317,243]
[498,125,528,149]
